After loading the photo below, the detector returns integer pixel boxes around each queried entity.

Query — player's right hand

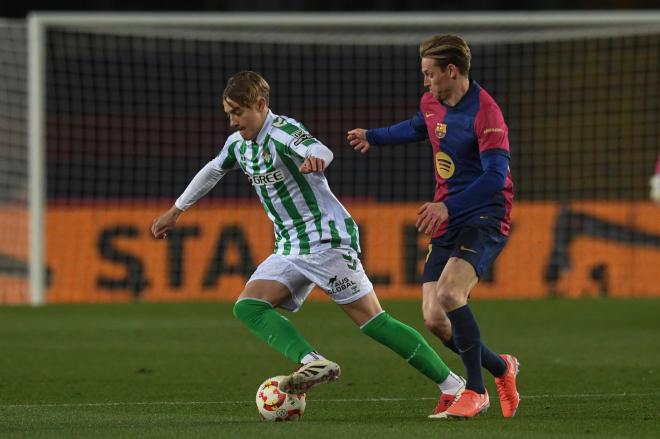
[151,205,182,239]
[347,128,372,153]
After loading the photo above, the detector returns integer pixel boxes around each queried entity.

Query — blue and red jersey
[366,80,514,238]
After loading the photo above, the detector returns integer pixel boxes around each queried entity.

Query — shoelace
[447,391,469,410]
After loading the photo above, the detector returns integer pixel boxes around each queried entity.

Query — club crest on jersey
[248,169,285,186]
[435,151,455,179]
[435,122,447,139]
[262,149,272,164]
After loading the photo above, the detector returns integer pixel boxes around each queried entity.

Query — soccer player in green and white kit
[151,71,465,416]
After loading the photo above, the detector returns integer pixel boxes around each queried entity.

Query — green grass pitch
[0,299,658,438]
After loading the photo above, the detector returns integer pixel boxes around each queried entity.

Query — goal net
[0,20,28,304]
[5,12,660,304]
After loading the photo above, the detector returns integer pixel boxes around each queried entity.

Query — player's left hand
[416,202,449,235]
[299,156,326,174]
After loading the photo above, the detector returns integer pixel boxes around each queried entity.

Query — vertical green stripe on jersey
[250,142,261,174]
[219,140,240,169]
[328,220,341,248]
[250,137,292,254]
[273,181,311,254]
[272,139,323,239]
[259,186,292,255]
[344,217,359,252]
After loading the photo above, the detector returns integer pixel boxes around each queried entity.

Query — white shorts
[247,248,374,312]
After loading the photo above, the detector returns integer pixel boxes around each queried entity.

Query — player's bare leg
[422,282,454,343]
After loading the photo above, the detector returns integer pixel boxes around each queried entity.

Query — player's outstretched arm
[151,149,234,238]
[347,113,427,153]
[347,128,372,153]
[151,205,183,239]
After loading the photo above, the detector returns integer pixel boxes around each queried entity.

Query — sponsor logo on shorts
[326,276,359,296]
[460,245,478,254]
[247,169,286,186]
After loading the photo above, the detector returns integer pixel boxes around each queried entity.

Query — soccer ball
[255,376,306,421]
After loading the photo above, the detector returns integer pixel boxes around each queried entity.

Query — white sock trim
[300,351,327,365]
[235,297,274,308]
[439,372,465,395]
[359,310,386,330]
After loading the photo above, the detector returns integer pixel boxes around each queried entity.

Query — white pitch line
[1,392,658,409]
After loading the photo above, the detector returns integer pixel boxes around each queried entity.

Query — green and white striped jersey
[175,110,360,256]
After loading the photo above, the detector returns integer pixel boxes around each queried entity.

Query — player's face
[223,97,268,141]
[421,57,454,102]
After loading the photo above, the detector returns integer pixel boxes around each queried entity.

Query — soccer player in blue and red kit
[348,35,520,419]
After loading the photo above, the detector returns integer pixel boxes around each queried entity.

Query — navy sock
[443,336,506,377]
[447,305,485,394]
[481,343,507,377]
[442,337,460,354]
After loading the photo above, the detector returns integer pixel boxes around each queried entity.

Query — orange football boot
[495,354,520,418]
[444,389,490,419]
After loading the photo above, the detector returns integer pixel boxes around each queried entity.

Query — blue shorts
[422,224,508,283]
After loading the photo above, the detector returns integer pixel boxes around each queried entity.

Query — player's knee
[436,279,465,310]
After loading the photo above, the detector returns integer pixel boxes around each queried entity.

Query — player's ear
[256,96,267,112]
[448,64,457,79]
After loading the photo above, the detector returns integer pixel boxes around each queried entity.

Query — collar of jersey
[253,110,275,146]
[443,79,480,110]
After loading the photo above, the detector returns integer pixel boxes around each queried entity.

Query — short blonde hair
[419,35,471,75]
[223,70,270,107]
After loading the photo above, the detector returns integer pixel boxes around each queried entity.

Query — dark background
[3,1,658,203]
[2,0,660,17]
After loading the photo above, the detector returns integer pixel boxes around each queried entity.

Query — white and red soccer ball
[256,376,306,421]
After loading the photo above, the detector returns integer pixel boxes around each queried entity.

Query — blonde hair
[419,35,471,75]
[223,70,270,107]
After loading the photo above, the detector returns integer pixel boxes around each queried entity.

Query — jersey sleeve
[474,98,510,155]
[212,137,241,170]
[443,150,509,217]
[174,138,239,211]
[365,112,428,146]
[271,118,324,162]
[287,127,322,161]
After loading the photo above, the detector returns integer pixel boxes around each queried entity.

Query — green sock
[361,311,450,384]
[233,298,315,364]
